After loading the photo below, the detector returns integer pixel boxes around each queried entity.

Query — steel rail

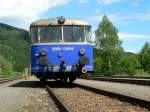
[45,85,73,112]
[0,77,22,83]
[88,76,150,86]
[89,76,150,79]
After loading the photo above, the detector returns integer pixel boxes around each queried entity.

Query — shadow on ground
[9,81,42,88]
[9,80,77,88]
[47,80,78,88]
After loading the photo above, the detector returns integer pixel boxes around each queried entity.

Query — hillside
[0,23,29,72]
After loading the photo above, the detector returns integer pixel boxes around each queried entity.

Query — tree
[95,15,124,75]
[0,54,12,76]
[119,53,139,75]
[139,42,150,73]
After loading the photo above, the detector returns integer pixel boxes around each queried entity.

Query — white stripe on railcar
[31,42,94,46]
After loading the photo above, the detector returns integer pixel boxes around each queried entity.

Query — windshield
[63,26,84,42]
[30,26,91,43]
[31,26,62,43]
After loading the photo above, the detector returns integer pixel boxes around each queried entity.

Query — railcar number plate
[52,46,74,51]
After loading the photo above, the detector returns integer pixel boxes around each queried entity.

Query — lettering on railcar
[52,46,74,51]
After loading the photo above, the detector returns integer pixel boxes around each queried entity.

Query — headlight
[79,48,85,56]
[41,49,47,56]
[58,16,65,24]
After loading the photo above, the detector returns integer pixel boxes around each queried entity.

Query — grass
[0,71,22,78]
[134,69,150,77]
[88,69,150,78]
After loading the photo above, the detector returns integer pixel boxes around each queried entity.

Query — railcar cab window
[31,27,38,43]
[85,26,92,42]
[31,26,62,43]
[40,26,61,42]
[63,26,84,42]
[30,25,91,43]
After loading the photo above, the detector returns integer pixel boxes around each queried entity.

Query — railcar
[30,16,94,83]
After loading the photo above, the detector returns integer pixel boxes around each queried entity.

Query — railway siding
[52,85,148,112]
[75,79,150,103]
[89,77,150,85]
[0,77,22,83]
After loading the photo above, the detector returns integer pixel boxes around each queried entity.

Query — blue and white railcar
[30,17,94,83]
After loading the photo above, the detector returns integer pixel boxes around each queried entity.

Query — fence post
[23,68,29,79]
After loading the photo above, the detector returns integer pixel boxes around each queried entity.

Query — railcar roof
[30,18,90,27]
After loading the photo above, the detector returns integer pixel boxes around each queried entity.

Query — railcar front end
[30,17,94,83]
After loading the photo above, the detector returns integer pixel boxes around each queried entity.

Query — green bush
[119,54,139,76]
[135,69,150,77]
[0,60,12,76]
[93,57,103,75]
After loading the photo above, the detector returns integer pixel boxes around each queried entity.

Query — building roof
[30,17,90,27]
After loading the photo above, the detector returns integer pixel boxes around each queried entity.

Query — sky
[0,0,149,53]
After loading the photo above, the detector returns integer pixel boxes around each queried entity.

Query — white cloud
[97,0,122,5]
[88,13,127,22]
[0,0,69,29]
[78,0,88,4]
[97,0,141,6]
[125,49,136,53]
[88,10,150,26]
[87,13,124,24]
[118,32,150,40]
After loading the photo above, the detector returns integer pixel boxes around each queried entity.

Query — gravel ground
[16,88,59,112]
[53,87,149,112]
[0,77,59,112]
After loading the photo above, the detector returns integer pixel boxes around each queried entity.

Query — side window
[31,27,38,43]
[39,27,47,42]
[85,26,92,42]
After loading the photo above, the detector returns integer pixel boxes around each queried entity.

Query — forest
[0,23,29,77]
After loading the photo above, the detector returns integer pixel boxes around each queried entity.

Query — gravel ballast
[53,87,149,112]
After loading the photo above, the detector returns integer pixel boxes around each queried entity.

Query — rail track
[88,76,150,85]
[0,76,22,83]
[74,82,150,110]
[44,80,149,112]
[45,84,73,112]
